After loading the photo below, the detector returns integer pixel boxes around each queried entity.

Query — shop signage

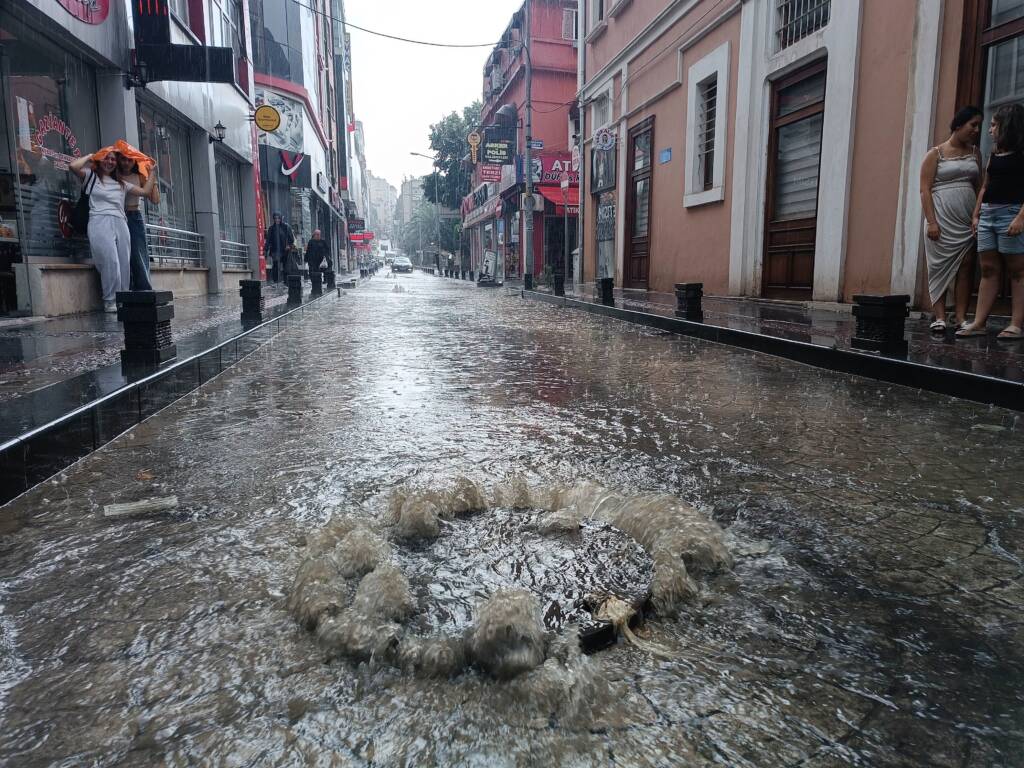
[254,105,281,133]
[32,114,82,170]
[479,164,502,182]
[349,217,365,232]
[571,145,581,172]
[527,154,579,186]
[597,192,616,242]
[280,151,306,179]
[594,127,616,151]
[316,172,329,193]
[482,139,513,165]
[58,0,110,24]
[528,139,544,150]
[467,131,481,163]
[464,195,503,227]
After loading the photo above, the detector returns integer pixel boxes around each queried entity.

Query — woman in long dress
[919,106,983,332]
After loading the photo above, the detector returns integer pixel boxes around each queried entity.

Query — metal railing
[775,0,830,50]
[146,224,204,267]
[220,239,250,269]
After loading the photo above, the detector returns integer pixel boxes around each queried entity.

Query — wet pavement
[0,271,1022,766]
[548,282,1024,384]
[0,283,295,405]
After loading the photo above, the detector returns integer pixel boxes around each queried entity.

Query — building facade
[461,0,580,282]
[367,171,397,242]
[1,0,263,316]
[577,0,1022,308]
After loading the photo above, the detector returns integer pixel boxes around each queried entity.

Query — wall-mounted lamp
[124,61,149,90]
[209,121,227,144]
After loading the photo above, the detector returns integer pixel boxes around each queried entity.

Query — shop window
[684,42,729,207]
[775,0,830,51]
[0,10,100,279]
[137,104,196,233]
[215,153,244,243]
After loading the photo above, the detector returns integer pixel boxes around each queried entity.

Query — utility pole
[522,0,534,289]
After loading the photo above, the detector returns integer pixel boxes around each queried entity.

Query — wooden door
[763,61,827,299]
[625,117,654,288]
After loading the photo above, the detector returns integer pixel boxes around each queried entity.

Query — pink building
[463,0,579,280]
[578,0,1019,309]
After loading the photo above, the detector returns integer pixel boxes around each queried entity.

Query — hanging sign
[467,131,482,163]
[594,127,616,151]
[254,104,281,133]
[479,163,502,182]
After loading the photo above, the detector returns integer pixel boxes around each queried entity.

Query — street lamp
[410,151,442,269]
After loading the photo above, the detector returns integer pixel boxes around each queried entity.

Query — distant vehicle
[392,256,413,273]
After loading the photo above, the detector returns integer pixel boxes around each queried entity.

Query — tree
[399,201,462,258]
[422,101,482,211]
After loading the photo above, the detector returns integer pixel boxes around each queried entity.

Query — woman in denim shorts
[958,103,1024,340]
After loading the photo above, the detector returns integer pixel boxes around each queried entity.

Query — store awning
[538,185,579,215]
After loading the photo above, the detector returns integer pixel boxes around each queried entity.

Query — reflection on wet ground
[553,282,1024,383]
[0,272,1022,766]
[0,284,292,404]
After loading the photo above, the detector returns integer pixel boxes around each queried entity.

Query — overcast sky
[345,0,523,191]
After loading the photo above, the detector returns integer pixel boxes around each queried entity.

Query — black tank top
[983,151,1024,205]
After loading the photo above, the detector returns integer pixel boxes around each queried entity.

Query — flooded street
[1,272,1022,766]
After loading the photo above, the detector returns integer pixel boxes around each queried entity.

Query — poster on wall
[592,147,616,194]
[597,191,616,280]
[255,89,303,153]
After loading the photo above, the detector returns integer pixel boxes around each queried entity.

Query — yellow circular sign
[254,104,281,133]
[467,131,481,147]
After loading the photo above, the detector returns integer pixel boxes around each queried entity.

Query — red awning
[538,185,579,214]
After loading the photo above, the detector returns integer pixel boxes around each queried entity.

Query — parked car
[392,256,413,273]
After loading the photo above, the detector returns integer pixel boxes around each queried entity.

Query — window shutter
[562,9,577,40]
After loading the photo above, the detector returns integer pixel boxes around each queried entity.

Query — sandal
[929,319,947,332]
[955,325,988,338]
[997,326,1023,341]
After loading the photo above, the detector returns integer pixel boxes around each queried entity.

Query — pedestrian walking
[304,229,331,281]
[958,104,1024,341]
[919,106,982,332]
[116,143,160,291]
[69,147,157,313]
[265,212,294,283]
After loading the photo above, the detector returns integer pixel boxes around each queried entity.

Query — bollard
[117,290,177,367]
[674,282,704,322]
[851,294,910,356]
[310,270,323,297]
[239,279,265,325]
[524,274,534,291]
[598,277,614,306]
[324,269,336,289]
[553,272,565,296]
[470,270,475,282]
[287,274,302,304]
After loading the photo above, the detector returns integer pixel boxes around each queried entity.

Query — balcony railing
[146,224,204,267]
[220,239,250,270]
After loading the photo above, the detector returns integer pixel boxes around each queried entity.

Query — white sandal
[929,319,947,332]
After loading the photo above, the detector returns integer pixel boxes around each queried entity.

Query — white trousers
[88,214,131,302]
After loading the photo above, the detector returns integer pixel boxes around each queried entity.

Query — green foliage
[399,201,462,256]
[422,101,482,210]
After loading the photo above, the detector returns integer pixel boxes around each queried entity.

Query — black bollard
[524,273,534,290]
[674,282,704,322]
[117,290,177,367]
[598,277,614,306]
[851,294,910,357]
[324,269,336,289]
[287,274,302,304]
[239,279,265,325]
[310,269,323,297]
[469,270,474,281]
[553,272,565,296]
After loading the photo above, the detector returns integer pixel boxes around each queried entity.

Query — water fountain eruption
[288,477,732,684]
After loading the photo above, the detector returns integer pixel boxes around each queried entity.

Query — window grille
[562,9,578,40]
[697,77,718,191]
[776,0,830,50]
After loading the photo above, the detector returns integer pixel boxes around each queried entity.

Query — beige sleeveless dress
[924,149,979,304]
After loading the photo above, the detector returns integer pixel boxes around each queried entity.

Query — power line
[291,1,500,48]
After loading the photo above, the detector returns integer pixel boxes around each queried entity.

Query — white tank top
[85,170,128,220]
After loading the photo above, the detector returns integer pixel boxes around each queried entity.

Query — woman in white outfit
[69,150,156,312]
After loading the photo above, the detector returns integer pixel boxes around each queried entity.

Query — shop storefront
[0,8,100,313]
[215,150,248,268]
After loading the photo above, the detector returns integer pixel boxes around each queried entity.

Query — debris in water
[592,594,672,658]
[102,496,178,518]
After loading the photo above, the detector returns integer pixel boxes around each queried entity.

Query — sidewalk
[540,282,1023,384]
[0,284,292,404]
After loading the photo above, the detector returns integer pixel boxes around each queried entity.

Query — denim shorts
[977,203,1024,254]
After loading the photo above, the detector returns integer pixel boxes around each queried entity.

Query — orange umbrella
[93,139,156,181]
